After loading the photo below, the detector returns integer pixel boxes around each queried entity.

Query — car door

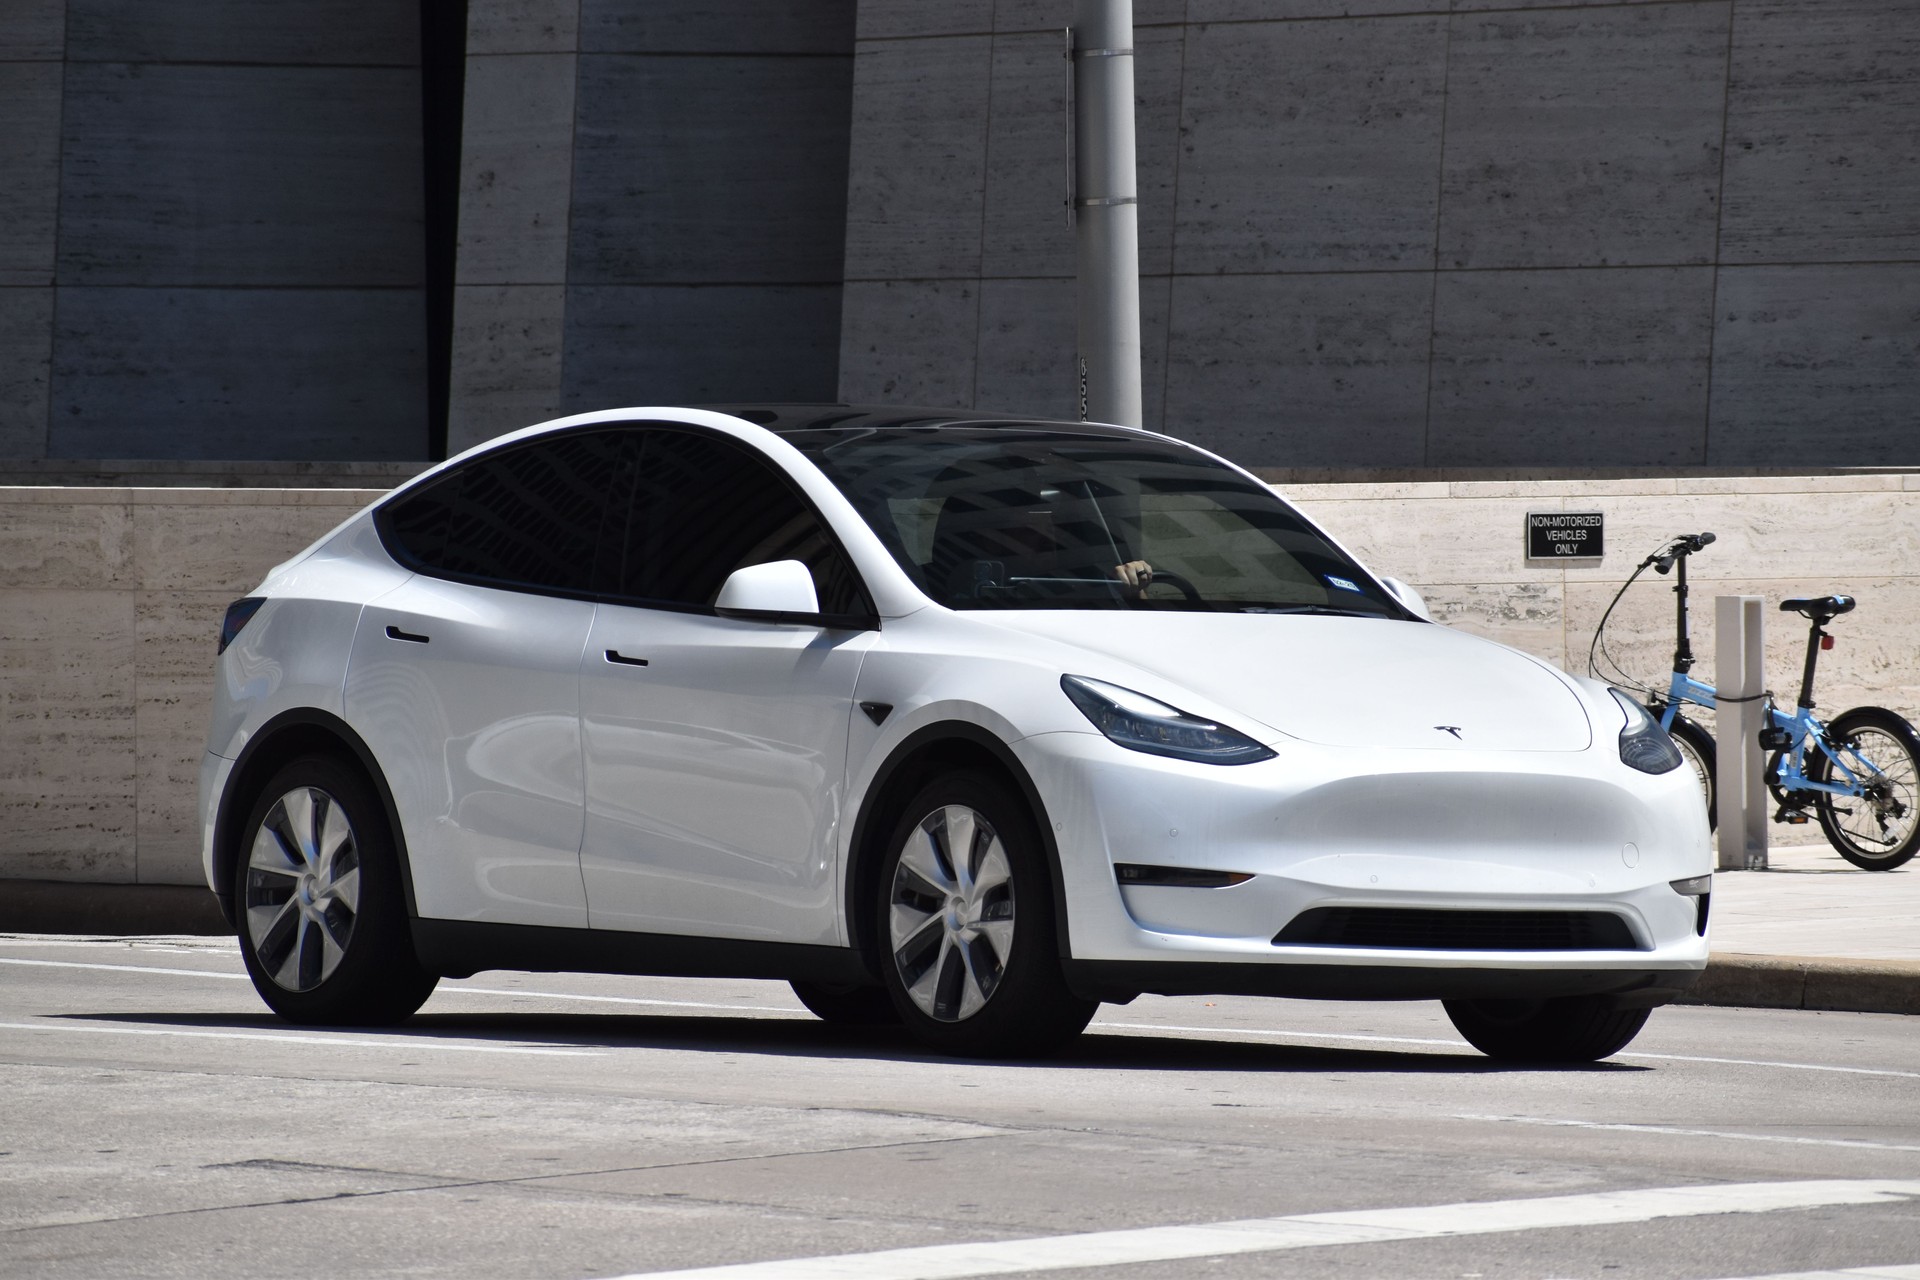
[579,427,879,945]
[345,429,631,927]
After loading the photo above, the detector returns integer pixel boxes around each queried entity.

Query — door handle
[385,625,430,644]
[604,649,649,667]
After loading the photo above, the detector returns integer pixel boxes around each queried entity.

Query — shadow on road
[48,1010,1646,1074]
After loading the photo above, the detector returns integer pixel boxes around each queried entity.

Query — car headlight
[1061,675,1275,765]
[1611,688,1682,774]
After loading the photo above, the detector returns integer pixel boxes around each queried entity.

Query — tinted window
[609,430,867,617]
[380,430,631,593]
[789,428,1404,617]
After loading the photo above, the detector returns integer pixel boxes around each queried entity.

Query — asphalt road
[2,933,1916,1280]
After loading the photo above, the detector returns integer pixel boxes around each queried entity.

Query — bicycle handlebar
[1648,531,1716,574]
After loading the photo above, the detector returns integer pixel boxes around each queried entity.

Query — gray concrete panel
[1720,0,1920,264]
[67,0,419,65]
[448,284,568,453]
[1173,16,1447,274]
[469,0,580,56]
[0,62,63,286]
[1429,266,1714,466]
[569,53,853,286]
[974,274,1170,426]
[582,0,853,53]
[1189,0,1435,19]
[1438,3,1729,270]
[50,288,427,459]
[844,36,993,281]
[857,0,994,41]
[0,0,65,59]
[1163,271,1433,466]
[838,280,978,407]
[562,284,842,408]
[57,64,425,288]
[0,287,52,457]
[1452,0,1675,9]
[1708,264,1920,466]
[456,53,577,286]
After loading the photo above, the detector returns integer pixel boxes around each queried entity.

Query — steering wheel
[1139,570,1203,604]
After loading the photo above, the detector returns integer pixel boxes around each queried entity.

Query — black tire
[1668,715,1717,833]
[1810,707,1920,870]
[234,755,437,1024]
[1443,996,1651,1063]
[875,772,1096,1058]
[789,980,900,1026]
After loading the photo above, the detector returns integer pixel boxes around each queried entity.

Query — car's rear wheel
[876,772,1095,1057]
[1442,995,1650,1063]
[789,980,899,1026]
[235,755,437,1025]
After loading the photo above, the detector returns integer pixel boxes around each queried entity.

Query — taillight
[218,598,266,654]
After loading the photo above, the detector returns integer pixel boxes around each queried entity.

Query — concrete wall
[446,0,859,453]
[1,1,431,462]
[3,476,1913,886]
[838,0,1920,469]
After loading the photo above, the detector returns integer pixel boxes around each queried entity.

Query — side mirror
[1380,575,1431,622]
[715,560,820,622]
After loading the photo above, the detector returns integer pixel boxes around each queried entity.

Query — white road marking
[1458,1113,1920,1155]
[446,986,807,1015]
[1713,1268,1920,1280]
[601,1180,1920,1280]
[0,956,247,980]
[1093,1020,1920,1080]
[0,1021,598,1057]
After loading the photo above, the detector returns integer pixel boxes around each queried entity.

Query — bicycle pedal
[1773,807,1811,825]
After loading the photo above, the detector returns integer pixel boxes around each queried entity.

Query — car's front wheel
[235,755,437,1025]
[877,772,1095,1057]
[1443,995,1650,1063]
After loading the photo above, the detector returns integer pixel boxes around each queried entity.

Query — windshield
[788,426,1404,617]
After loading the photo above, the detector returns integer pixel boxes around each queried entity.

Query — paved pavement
[1696,842,1920,1014]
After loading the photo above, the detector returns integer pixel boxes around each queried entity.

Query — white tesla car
[199,406,1710,1061]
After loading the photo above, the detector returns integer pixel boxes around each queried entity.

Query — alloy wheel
[888,804,1016,1022]
[244,786,362,992]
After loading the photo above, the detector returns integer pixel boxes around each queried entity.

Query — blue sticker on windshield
[1324,575,1360,593]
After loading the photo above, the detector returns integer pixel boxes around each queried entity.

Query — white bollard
[1715,595,1768,871]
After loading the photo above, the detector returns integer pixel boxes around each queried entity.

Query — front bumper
[1015,729,1713,1001]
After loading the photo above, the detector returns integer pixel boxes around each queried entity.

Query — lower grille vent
[1273,907,1642,952]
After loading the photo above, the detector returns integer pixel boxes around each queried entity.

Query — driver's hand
[1113,560,1154,598]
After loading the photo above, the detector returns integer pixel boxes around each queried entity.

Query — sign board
[1526,511,1604,560]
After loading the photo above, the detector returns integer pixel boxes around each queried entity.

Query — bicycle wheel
[1810,707,1920,870]
[1668,715,1716,832]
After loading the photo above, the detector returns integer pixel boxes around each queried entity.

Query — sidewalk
[1689,840,1920,1015]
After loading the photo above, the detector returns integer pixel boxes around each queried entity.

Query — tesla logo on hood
[1434,725,1464,739]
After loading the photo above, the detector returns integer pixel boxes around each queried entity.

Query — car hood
[985,612,1594,752]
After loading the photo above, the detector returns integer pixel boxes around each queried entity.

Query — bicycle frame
[1645,541,1882,807]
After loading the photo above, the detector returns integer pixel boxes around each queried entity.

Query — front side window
[606,429,869,618]
[789,427,1404,617]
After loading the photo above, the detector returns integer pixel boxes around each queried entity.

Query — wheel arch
[213,708,417,927]
[845,722,1069,975]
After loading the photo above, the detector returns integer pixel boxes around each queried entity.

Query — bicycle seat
[1779,595,1856,623]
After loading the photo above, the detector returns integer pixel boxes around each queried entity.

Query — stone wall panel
[1438,2,1729,270]
[448,284,568,452]
[468,0,580,56]
[582,0,853,53]
[456,53,578,286]
[0,288,52,458]
[0,0,67,60]
[570,53,853,285]
[67,0,419,64]
[0,62,63,287]
[1428,266,1715,467]
[838,280,978,407]
[50,288,428,460]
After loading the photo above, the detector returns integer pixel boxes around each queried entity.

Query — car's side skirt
[411,918,873,985]
[1063,960,1703,1010]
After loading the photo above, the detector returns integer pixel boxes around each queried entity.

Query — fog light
[1116,864,1253,888]
[1669,874,1711,896]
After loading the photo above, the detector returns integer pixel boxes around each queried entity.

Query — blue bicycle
[1590,532,1920,870]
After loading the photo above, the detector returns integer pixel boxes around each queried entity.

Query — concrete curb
[0,882,1915,1016]
[1681,954,1920,1017]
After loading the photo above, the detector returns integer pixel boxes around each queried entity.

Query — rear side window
[607,429,868,618]
[379,430,631,594]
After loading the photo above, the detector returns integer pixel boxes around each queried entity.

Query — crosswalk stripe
[600,1180,1920,1280]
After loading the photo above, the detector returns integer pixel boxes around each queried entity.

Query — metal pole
[1071,0,1142,428]
[1715,595,1769,871]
